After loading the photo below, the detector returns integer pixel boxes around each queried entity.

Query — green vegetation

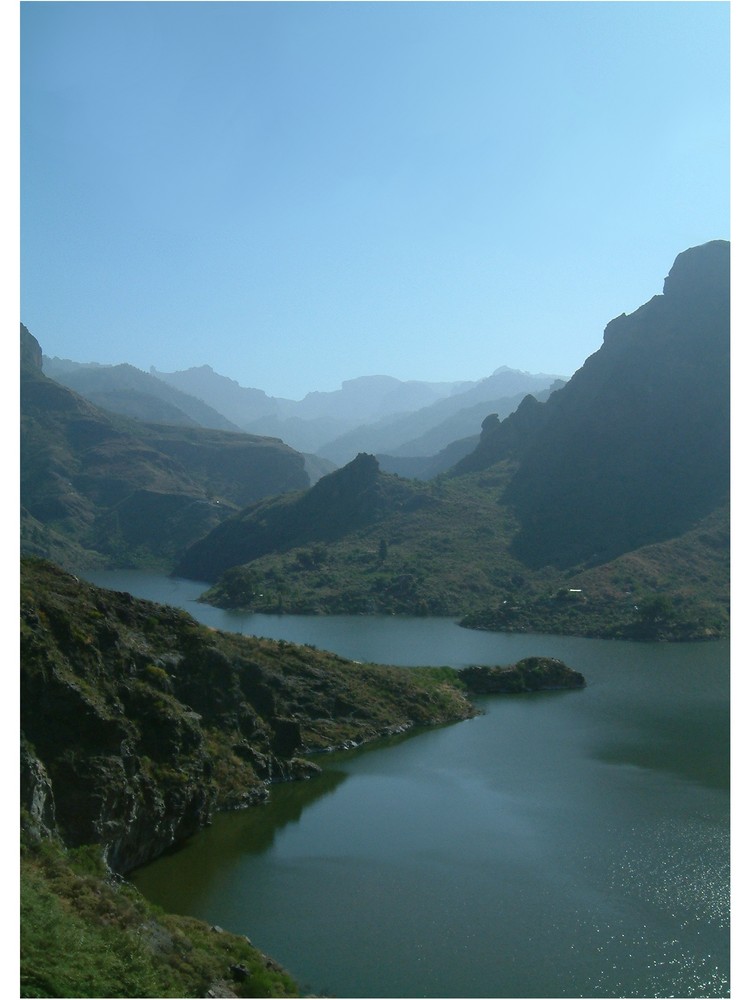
[459,657,585,694]
[21,836,298,998]
[198,465,522,615]
[21,556,477,869]
[183,242,728,642]
[21,557,482,997]
[198,467,728,640]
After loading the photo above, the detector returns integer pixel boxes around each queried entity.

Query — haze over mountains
[22,325,309,569]
[175,240,729,640]
[43,356,243,433]
[44,351,564,467]
[23,239,729,639]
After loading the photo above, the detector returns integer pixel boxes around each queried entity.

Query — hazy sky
[21,1,729,400]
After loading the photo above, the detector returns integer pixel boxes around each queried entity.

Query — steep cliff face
[453,240,730,568]
[21,558,475,872]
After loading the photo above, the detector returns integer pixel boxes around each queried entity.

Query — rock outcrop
[453,240,730,569]
[21,557,476,872]
[460,657,586,694]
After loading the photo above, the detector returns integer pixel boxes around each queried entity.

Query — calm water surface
[85,569,730,998]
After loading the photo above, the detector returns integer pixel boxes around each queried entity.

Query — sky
[20,1,730,400]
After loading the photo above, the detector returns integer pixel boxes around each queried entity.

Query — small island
[459,656,586,695]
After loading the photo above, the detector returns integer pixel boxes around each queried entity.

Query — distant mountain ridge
[40,349,566,470]
[152,364,565,459]
[21,325,310,568]
[43,356,242,432]
[315,371,564,465]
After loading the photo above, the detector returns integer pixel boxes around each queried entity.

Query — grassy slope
[21,838,299,999]
[201,466,524,615]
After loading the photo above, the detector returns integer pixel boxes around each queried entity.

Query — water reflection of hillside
[132,726,446,907]
[131,766,348,904]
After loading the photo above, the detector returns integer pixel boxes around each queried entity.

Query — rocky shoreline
[20,557,585,998]
[20,557,478,873]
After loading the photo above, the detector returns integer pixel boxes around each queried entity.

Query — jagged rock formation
[20,558,476,872]
[453,240,730,568]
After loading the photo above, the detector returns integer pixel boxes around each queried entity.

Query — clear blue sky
[20,1,729,400]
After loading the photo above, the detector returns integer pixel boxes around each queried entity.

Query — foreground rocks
[20,557,476,873]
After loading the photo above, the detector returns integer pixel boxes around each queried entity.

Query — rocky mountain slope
[21,325,309,568]
[180,241,729,638]
[455,240,730,568]
[21,557,476,871]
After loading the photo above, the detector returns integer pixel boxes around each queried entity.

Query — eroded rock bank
[20,558,588,998]
[20,557,477,873]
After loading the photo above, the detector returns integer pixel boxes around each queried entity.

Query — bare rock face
[662,239,730,304]
[21,737,57,841]
[21,324,43,370]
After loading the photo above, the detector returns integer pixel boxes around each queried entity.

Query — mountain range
[21,239,729,638]
[175,240,729,639]
[22,325,309,569]
[43,351,564,465]
[152,365,566,462]
[43,356,243,432]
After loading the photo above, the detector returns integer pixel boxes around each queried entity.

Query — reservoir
[85,569,729,998]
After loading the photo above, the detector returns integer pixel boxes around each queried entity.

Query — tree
[636,594,674,625]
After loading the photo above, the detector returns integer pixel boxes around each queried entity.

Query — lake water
[84,569,730,998]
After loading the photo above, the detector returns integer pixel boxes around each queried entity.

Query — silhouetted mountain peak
[663,239,730,302]
[334,451,379,482]
[455,239,730,568]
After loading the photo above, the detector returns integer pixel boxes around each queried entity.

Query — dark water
[85,570,730,998]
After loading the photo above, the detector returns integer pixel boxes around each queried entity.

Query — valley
[19,239,731,998]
